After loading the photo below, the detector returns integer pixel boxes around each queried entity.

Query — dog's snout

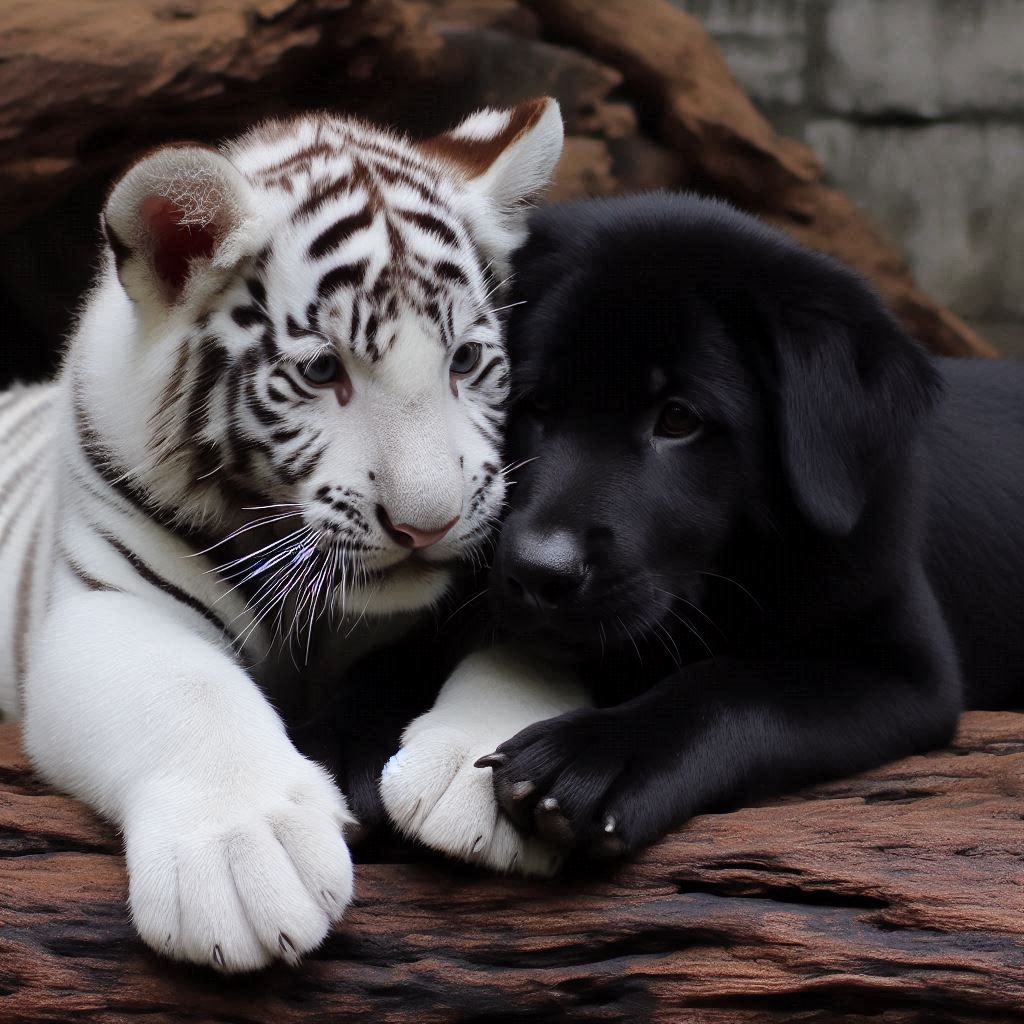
[501,529,587,613]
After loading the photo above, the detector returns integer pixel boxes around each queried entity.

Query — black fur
[480,192,1024,858]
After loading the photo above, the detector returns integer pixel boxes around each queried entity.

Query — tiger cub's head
[94,101,563,614]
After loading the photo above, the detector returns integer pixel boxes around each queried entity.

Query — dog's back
[925,357,1024,708]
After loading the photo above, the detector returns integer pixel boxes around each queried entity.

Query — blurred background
[676,0,1024,355]
[1,0,1020,390]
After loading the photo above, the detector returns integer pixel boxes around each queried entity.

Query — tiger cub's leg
[379,647,591,876]
[23,589,354,973]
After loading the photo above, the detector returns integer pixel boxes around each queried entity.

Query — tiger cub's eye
[450,342,482,377]
[301,353,343,386]
[655,401,704,440]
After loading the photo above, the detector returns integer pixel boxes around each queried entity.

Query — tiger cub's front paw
[124,758,355,973]
[380,719,562,877]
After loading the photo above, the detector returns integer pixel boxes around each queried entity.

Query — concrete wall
[672,0,1024,350]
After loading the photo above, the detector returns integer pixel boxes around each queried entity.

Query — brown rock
[523,0,997,357]
[549,137,617,202]
[2,716,1023,1021]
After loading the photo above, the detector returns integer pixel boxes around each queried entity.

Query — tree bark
[2,715,1022,1022]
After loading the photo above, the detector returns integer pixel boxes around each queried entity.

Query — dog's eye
[301,353,343,386]
[655,401,704,440]
[451,342,482,377]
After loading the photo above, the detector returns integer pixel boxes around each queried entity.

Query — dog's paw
[484,707,667,859]
[124,757,354,972]
[379,722,562,876]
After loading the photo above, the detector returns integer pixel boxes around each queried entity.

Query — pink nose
[378,507,460,550]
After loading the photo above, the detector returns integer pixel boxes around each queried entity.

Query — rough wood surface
[2,715,1022,1022]
[0,0,996,385]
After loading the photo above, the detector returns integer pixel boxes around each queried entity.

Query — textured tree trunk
[0,0,997,384]
[2,715,1022,1022]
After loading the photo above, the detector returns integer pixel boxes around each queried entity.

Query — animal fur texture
[377,192,1024,872]
[0,99,564,970]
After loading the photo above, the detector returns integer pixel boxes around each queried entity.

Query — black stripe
[246,384,284,426]
[270,368,317,402]
[188,338,229,432]
[318,260,369,300]
[350,298,362,348]
[444,300,456,347]
[472,414,502,445]
[278,442,327,486]
[74,398,221,553]
[74,397,165,523]
[413,273,440,300]
[308,206,374,260]
[225,355,261,475]
[397,209,460,249]
[0,462,46,555]
[102,532,235,640]
[13,519,42,705]
[63,549,119,593]
[364,311,379,348]
[286,314,317,339]
[0,393,51,445]
[247,278,267,307]
[435,260,470,288]
[231,305,269,329]
[470,356,504,389]
[292,175,354,223]
[186,339,229,484]
[374,163,441,207]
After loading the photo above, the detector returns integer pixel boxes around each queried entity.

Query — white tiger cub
[0,99,564,972]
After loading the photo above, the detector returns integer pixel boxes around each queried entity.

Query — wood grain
[2,715,1022,1022]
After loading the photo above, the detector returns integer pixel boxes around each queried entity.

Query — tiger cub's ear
[420,98,564,265]
[102,144,262,313]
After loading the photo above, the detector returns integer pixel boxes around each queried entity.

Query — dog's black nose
[501,530,587,612]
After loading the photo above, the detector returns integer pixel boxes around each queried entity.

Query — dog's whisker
[695,570,763,612]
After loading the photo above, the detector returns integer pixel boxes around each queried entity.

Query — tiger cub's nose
[377,506,459,549]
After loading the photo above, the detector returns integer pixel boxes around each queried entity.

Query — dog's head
[493,192,941,655]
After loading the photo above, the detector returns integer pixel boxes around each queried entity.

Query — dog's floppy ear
[767,263,942,536]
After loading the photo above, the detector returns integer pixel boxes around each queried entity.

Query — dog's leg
[485,638,961,858]
[379,646,592,875]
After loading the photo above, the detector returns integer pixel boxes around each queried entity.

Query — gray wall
[673,0,1024,352]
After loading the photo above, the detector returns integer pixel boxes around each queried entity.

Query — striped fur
[0,384,58,711]
[2,101,563,972]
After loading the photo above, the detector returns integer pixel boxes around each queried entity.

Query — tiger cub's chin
[350,559,454,615]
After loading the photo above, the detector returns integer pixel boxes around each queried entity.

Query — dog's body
[355,193,1024,868]
[924,358,1024,710]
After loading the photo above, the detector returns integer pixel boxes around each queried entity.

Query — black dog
[473,192,1024,858]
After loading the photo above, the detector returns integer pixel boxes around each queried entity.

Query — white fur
[443,100,564,288]
[380,647,592,876]
[26,589,354,972]
[4,103,565,972]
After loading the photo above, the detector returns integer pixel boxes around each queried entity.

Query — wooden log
[2,715,1022,1022]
